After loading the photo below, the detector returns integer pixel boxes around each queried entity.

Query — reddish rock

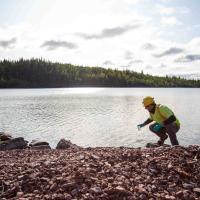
[0,145,200,199]
[193,188,200,193]
[49,183,57,192]
[56,139,81,150]
[89,186,102,194]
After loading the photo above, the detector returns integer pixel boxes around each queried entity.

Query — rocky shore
[0,141,200,200]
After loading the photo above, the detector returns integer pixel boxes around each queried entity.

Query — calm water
[0,88,199,148]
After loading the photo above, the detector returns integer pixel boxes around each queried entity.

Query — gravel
[0,145,200,200]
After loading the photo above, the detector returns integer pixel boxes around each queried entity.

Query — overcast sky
[0,0,200,76]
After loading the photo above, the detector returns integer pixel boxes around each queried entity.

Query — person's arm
[142,118,153,126]
[137,117,153,129]
[138,118,153,128]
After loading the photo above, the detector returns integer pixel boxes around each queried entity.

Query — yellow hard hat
[143,96,155,107]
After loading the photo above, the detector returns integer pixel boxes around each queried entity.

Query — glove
[153,124,163,132]
[137,123,144,130]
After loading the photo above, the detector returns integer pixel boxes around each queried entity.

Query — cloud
[188,37,200,49]
[178,7,190,14]
[156,5,189,16]
[103,60,114,65]
[129,60,143,63]
[143,43,156,50]
[160,0,172,3]
[175,54,200,62]
[157,6,175,15]
[41,40,78,51]
[158,63,167,68]
[153,47,184,57]
[76,22,142,40]
[145,65,153,69]
[161,17,182,26]
[122,60,143,69]
[124,51,134,60]
[0,37,17,48]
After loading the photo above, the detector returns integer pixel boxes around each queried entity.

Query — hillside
[0,59,200,88]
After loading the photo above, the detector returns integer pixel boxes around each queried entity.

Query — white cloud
[103,60,114,66]
[188,37,200,51]
[178,7,190,14]
[160,0,172,3]
[156,5,189,16]
[157,6,175,15]
[124,51,134,60]
[0,0,199,75]
[161,17,182,26]
[143,43,156,50]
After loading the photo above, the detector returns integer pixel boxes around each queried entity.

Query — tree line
[0,58,199,88]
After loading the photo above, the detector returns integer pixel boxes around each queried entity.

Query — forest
[0,58,199,88]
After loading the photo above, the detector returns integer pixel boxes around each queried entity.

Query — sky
[0,0,200,76]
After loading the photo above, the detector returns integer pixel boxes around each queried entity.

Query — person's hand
[137,123,144,130]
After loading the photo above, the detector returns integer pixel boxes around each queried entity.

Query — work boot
[157,135,168,146]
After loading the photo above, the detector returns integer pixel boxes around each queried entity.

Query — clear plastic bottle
[137,125,141,131]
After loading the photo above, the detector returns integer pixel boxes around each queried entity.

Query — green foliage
[0,58,199,88]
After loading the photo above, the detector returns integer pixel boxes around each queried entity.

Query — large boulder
[29,140,51,150]
[56,139,82,150]
[0,137,28,151]
[0,132,13,142]
[29,140,50,146]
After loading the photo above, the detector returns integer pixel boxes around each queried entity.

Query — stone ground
[0,145,200,200]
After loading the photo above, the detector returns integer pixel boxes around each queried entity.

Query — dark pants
[149,122,180,145]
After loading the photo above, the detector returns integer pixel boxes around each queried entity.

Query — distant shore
[1,59,200,88]
[0,145,200,199]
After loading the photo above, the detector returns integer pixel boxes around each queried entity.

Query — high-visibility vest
[149,104,180,126]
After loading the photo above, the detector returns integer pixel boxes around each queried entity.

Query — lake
[0,88,199,148]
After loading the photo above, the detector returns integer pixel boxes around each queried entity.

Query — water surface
[0,88,199,148]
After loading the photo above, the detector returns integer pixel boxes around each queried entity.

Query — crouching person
[138,96,180,146]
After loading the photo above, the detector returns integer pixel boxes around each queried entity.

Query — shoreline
[1,145,200,199]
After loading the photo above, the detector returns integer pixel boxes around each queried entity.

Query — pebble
[0,144,200,199]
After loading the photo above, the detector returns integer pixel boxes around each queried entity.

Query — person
[137,96,180,146]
